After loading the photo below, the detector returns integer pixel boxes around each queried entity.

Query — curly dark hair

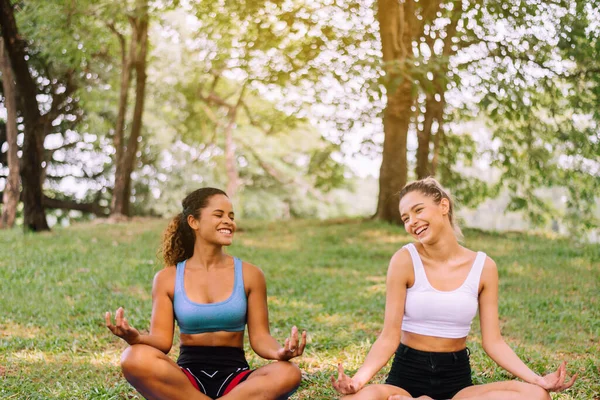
[161,188,228,266]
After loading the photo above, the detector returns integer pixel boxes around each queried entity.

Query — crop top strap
[464,251,487,292]
[403,243,428,288]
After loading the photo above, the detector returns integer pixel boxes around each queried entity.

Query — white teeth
[218,229,231,234]
[416,226,427,235]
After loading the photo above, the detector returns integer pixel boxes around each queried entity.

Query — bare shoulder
[241,260,266,288]
[388,246,414,283]
[480,256,499,286]
[153,266,176,294]
[389,246,412,270]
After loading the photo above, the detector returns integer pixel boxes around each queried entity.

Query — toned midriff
[402,330,468,352]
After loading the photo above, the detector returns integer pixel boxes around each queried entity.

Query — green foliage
[439,0,600,234]
[307,145,348,191]
[0,219,598,398]
[436,130,498,209]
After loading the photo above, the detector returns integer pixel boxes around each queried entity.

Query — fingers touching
[283,326,307,358]
[542,361,578,392]
[331,363,358,394]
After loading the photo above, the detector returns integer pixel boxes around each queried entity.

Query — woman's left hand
[277,326,307,361]
[535,361,578,392]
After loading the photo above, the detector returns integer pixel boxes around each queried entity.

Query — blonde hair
[161,188,228,266]
[398,177,463,240]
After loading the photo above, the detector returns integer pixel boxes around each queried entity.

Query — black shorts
[385,344,473,400]
[177,345,254,398]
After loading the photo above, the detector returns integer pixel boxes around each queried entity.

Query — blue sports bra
[173,257,247,334]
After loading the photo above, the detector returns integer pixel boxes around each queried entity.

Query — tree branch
[42,196,109,216]
[237,137,326,202]
[241,101,274,135]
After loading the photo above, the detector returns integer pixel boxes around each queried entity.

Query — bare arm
[245,263,306,360]
[105,268,175,354]
[332,249,411,394]
[479,257,576,391]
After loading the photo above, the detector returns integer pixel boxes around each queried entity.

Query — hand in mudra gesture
[105,307,141,345]
[331,363,362,394]
[535,361,578,392]
[277,326,307,361]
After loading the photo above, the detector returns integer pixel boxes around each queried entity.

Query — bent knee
[120,344,159,377]
[271,361,302,388]
[281,361,302,385]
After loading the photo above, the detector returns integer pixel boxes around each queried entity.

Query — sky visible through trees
[0,0,598,239]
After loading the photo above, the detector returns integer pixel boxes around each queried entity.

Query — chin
[416,233,433,244]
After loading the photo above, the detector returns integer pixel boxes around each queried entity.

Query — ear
[187,214,199,230]
[439,197,450,215]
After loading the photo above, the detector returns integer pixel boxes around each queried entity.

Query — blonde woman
[332,178,577,400]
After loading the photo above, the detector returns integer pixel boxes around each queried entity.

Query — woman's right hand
[105,307,141,345]
[331,363,362,394]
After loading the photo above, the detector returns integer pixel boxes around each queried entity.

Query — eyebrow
[400,202,424,218]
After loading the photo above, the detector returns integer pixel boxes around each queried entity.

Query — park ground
[0,218,598,399]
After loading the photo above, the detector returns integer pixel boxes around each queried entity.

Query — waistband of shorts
[177,345,248,368]
[396,343,470,364]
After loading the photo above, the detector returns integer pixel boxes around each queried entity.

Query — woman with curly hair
[106,187,306,400]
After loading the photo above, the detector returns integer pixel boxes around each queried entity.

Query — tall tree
[178,0,361,200]
[0,0,49,231]
[0,38,19,228]
[110,0,149,217]
[374,0,425,223]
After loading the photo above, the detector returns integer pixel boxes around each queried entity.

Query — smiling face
[399,190,451,244]
[188,194,236,246]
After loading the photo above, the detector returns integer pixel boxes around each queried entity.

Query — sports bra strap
[233,256,243,290]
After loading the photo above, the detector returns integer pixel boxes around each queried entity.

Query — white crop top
[401,243,486,338]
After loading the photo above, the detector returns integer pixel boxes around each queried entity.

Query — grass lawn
[0,218,598,399]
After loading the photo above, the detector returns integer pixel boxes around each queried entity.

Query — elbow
[152,337,173,354]
[381,326,401,344]
[378,329,401,352]
[158,344,172,354]
[482,336,504,356]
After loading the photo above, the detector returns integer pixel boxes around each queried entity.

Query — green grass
[0,218,598,399]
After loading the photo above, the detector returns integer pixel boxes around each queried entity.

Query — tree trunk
[416,96,435,179]
[0,38,19,228]
[0,0,49,231]
[223,87,246,199]
[430,120,444,176]
[416,94,445,179]
[224,117,239,198]
[108,21,135,186]
[110,0,148,217]
[415,0,460,180]
[374,0,418,223]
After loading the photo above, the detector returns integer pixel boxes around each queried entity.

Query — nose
[406,216,417,229]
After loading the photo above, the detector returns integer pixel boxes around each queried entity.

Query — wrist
[127,334,143,346]
[351,372,367,389]
[530,374,544,386]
